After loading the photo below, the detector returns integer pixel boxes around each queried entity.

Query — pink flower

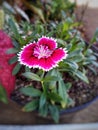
[18,36,68,71]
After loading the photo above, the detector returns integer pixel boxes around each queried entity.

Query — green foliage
[12,63,22,75]
[22,72,41,81]
[23,100,39,112]
[20,86,42,97]
[46,0,75,20]
[5,0,98,123]
[8,16,98,122]
[91,28,98,43]
[49,105,59,123]
[0,84,8,104]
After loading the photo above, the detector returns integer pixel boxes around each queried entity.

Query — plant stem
[41,71,45,93]
[41,70,45,79]
[0,9,4,30]
[41,81,45,93]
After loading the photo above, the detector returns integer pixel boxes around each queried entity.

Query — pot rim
[60,95,98,114]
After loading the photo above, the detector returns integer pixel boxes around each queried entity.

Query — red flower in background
[0,30,15,97]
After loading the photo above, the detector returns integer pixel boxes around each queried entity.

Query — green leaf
[84,49,93,56]
[64,60,78,69]
[25,66,30,72]
[87,55,97,61]
[42,76,59,82]
[12,63,22,75]
[67,97,75,106]
[48,92,62,102]
[74,70,89,84]
[33,6,45,23]
[12,40,20,49]
[8,18,24,44]
[91,28,98,43]
[55,71,68,108]
[49,105,59,123]
[68,49,82,58]
[20,86,41,97]
[58,80,68,108]
[0,9,4,30]
[23,100,38,112]
[8,18,19,36]
[87,66,97,75]
[9,55,17,64]
[66,43,72,51]
[65,83,72,91]
[22,72,41,81]
[39,103,48,117]
[0,84,8,104]
[46,69,58,90]
[92,61,98,67]
[39,93,46,109]
[6,48,18,54]
[57,38,66,46]
[77,41,85,48]
[70,54,83,62]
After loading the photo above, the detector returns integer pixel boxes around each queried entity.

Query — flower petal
[38,57,57,71]
[38,36,57,50]
[51,48,67,63]
[18,42,39,67]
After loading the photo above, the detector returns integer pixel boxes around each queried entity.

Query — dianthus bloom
[18,36,68,71]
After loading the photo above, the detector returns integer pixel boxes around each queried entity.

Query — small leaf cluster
[20,69,73,123]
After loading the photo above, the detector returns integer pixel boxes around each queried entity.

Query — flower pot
[1,42,98,124]
[0,95,98,124]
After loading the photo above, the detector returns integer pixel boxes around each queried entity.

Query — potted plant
[0,0,98,123]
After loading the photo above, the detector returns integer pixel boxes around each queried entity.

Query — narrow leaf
[6,48,18,54]
[39,93,46,109]
[65,60,78,69]
[9,55,17,64]
[48,92,62,102]
[22,72,41,81]
[12,40,20,49]
[65,83,72,91]
[42,76,59,82]
[75,70,89,84]
[39,103,48,117]
[20,86,41,97]
[8,18,19,38]
[49,105,59,123]
[23,100,38,112]
[68,49,82,58]
[58,80,68,108]
[0,84,8,104]
[8,18,24,44]
[12,63,21,75]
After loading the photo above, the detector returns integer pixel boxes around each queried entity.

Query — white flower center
[34,45,53,59]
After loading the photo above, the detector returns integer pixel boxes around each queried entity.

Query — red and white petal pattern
[18,42,38,68]
[38,36,57,50]
[51,48,68,63]
[18,36,68,71]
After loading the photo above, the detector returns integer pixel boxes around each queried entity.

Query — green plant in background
[1,0,98,123]
[45,0,75,20]
[6,17,98,123]
[0,84,8,104]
